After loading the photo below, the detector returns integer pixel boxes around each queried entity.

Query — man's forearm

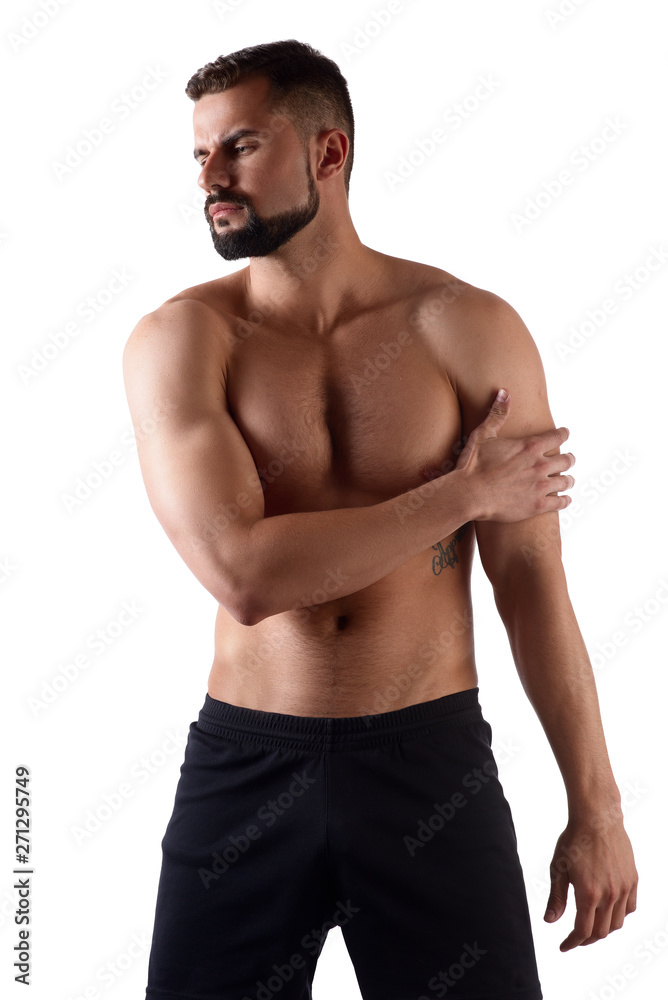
[237,470,473,624]
[493,559,621,817]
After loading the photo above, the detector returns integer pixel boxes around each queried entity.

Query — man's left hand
[544,813,639,951]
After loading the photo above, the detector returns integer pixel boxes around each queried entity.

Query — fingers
[562,891,630,950]
[609,892,632,933]
[559,880,638,951]
[546,474,575,494]
[552,451,576,473]
[534,425,570,453]
[581,899,617,946]
[559,890,597,952]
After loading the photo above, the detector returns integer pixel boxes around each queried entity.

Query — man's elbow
[224,603,263,627]
[216,575,267,627]
[215,555,274,626]
[190,524,268,626]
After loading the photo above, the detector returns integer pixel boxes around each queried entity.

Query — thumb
[545,868,569,923]
[456,389,511,470]
[482,388,511,436]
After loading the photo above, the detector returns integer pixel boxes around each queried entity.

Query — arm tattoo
[431,521,472,575]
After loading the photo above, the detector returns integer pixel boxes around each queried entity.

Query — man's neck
[241,217,386,335]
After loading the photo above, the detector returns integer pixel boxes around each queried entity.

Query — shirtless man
[123,40,638,1000]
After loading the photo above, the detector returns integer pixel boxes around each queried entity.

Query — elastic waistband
[196,686,483,751]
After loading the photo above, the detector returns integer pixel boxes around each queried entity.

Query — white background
[1,1,667,998]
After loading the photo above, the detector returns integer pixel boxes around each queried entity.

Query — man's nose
[197,152,239,193]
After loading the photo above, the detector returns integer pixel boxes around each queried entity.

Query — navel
[336,615,349,630]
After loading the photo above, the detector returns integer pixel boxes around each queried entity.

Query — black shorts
[145,686,543,1000]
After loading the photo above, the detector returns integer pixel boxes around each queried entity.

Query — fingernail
[497,389,508,401]
[545,909,556,921]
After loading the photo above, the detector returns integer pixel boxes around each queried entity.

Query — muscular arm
[121,300,470,626]
[452,289,637,948]
[454,291,617,809]
[122,300,571,628]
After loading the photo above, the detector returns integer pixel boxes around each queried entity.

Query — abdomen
[209,525,477,716]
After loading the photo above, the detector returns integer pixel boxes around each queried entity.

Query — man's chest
[225,316,463,516]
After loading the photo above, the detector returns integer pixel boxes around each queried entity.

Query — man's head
[186,40,355,260]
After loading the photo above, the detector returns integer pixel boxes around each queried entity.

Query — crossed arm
[450,290,638,950]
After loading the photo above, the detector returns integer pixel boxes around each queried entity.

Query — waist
[210,581,477,716]
[196,685,483,751]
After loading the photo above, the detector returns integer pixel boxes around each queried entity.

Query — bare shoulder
[403,265,536,364]
[403,262,516,329]
[122,270,247,370]
[376,253,508,329]
[161,267,248,315]
[121,278,247,426]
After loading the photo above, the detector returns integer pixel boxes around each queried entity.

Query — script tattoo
[431,521,472,575]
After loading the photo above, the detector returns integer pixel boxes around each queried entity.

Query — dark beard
[205,159,320,260]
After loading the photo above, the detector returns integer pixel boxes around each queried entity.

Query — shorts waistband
[196,686,483,751]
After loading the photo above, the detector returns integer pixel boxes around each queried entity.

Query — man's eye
[197,145,253,166]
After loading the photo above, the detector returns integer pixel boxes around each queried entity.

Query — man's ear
[315,128,349,182]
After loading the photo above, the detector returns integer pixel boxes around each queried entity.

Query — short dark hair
[185,39,355,196]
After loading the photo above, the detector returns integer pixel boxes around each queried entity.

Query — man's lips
[209,203,244,219]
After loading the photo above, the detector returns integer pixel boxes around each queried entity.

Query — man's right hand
[454,388,575,522]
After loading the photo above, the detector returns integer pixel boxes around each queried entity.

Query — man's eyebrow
[193,128,266,161]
